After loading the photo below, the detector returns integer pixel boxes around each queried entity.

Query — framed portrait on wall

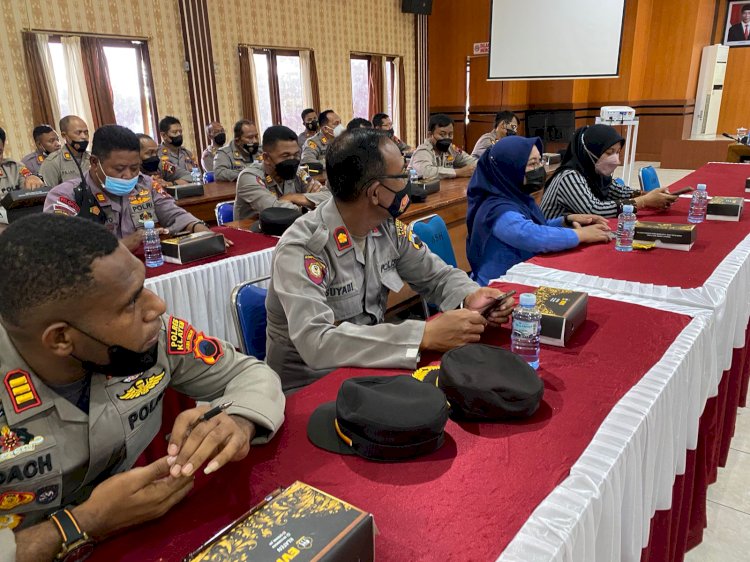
[724,1,750,46]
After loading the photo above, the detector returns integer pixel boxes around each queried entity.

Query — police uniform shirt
[0,160,32,194]
[201,145,220,173]
[213,141,258,182]
[43,172,200,239]
[155,159,193,184]
[297,130,316,149]
[300,131,330,167]
[471,131,498,159]
[265,197,479,392]
[234,162,331,221]
[157,144,197,174]
[0,315,285,548]
[21,151,47,175]
[39,148,91,188]
[409,139,477,180]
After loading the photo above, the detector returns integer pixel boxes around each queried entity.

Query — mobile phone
[482,289,517,318]
[671,186,694,196]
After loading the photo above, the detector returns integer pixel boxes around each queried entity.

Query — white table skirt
[144,247,275,348]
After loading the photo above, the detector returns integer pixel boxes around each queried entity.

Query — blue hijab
[466,136,545,273]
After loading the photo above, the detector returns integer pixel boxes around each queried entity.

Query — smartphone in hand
[481,290,517,318]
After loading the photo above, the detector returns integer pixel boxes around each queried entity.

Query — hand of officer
[306,179,324,193]
[23,175,44,190]
[193,222,234,247]
[420,308,487,352]
[454,165,476,178]
[281,193,316,208]
[73,457,194,539]
[464,287,515,327]
[122,228,170,253]
[167,405,256,477]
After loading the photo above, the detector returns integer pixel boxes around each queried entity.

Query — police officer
[0,213,285,560]
[265,128,515,392]
[234,126,330,221]
[137,134,192,186]
[201,121,225,173]
[39,116,91,188]
[471,110,519,159]
[410,114,477,180]
[44,125,210,253]
[297,108,318,148]
[21,125,61,175]
[300,109,343,168]
[157,116,197,174]
[213,120,261,182]
[0,128,44,194]
[372,113,412,156]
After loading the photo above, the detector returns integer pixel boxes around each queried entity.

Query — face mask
[595,153,620,177]
[275,158,300,181]
[522,166,546,194]
[305,120,318,131]
[99,162,138,196]
[504,129,517,137]
[385,128,395,138]
[378,180,412,219]
[170,135,183,147]
[70,139,88,153]
[141,156,160,173]
[435,138,452,153]
[333,124,346,137]
[70,323,160,377]
[244,142,259,155]
[213,132,226,146]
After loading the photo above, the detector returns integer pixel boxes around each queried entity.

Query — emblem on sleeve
[0,426,43,462]
[36,484,59,505]
[334,226,351,251]
[3,370,41,414]
[0,513,23,529]
[167,316,224,365]
[0,491,35,510]
[304,255,327,285]
[118,371,166,401]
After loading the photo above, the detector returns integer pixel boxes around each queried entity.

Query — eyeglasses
[365,173,410,189]
[505,122,518,131]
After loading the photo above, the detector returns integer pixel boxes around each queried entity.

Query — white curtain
[61,36,94,130]
[36,34,61,126]
[299,49,314,110]
[392,56,402,137]
[245,47,263,129]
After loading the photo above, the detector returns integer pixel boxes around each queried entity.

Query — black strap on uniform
[73,180,106,224]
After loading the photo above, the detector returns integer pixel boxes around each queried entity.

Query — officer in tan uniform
[471,110,519,159]
[266,128,515,392]
[234,126,330,220]
[201,121,225,173]
[410,114,477,180]
[137,134,192,186]
[0,213,285,561]
[0,128,44,195]
[372,113,412,156]
[213,120,261,182]
[297,108,318,148]
[300,109,343,168]
[21,125,61,175]
[39,116,91,187]
[157,116,197,174]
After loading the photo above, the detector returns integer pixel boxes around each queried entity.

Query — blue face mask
[99,162,138,196]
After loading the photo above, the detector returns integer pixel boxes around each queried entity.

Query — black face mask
[70,140,89,153]
[170,135,184,147]
[275,158,300,181]
[505,129,517,137]
[70,323,160,377]
[522,166,546,194]
[141,156,160,173]
[305,120,318,131]
[435,138,452,153]
[213,132,226,146]
[379,181,412,219]
[385,128,395,138]
[244,143,259,155]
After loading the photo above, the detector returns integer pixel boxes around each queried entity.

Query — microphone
[722,132,740,142]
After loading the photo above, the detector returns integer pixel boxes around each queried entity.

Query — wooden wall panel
[715,1,750,134]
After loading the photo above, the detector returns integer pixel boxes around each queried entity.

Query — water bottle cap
[144,220,155,229]
[623,204,634,213]
[519,293,536,307]
[697,184,706,191]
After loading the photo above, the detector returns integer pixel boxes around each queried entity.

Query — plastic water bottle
[191,167,202,184]
[511,293,542,370]
[143,220,164,268]
[409,168,419,183]
[688,183,708,223]
[615,204,636,252]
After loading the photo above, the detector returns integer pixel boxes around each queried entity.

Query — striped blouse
[540,169,635,219]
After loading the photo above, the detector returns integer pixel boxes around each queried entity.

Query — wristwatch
[191,220,209,232]
[49,507,95,561]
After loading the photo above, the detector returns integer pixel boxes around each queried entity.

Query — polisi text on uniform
[128,391,166,430]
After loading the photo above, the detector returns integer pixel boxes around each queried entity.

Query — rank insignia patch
[0,491,35,510]
[90,206,101,216]
[395,220,408,238]
[63,151,72,161]
[3,371,41,414]
[305,255,327,285]
[334,226,351,251]
[36,155,44,163]
[321,136,328,145]
[307,140,316,149]
[95,192,107,203]
[118,371,166,401]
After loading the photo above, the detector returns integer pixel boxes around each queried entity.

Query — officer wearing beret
[300,109,342,168]
[213,120,261,182]
[266,128,515,392]
[372,113,412,156]
[410,113,477,180]
[0,213,285,561]
[39,116,91,188]
[21,125,61,175]
[157,116,197,174]
[137,134,193,186]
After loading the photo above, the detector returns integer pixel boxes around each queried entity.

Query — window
[385,58,395,119]
[48,42,71,117]
[350,57,370,119]
[252,49,307,134]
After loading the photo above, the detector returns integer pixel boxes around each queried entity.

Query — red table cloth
[90,283,690,562]
[665,162,750,200]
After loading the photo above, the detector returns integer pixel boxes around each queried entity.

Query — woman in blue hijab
[466,136,611,286]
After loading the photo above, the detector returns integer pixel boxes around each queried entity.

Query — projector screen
[488,0,626,80]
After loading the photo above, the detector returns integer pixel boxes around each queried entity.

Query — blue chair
[215,201,234,225]
[231,276,270,359]
[638,166,661,192]
[408,214,457,318]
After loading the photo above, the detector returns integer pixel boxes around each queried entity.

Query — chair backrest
[215,201,234,225]
[409,214,457,267]
[638,166,660,192]
[230,276,269,359]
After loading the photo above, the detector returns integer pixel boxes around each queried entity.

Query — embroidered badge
[95,192,106,203]
[320,136,328,145]
[90,206,101,216]
[193,334,224,366]
[118,371,166,401]
[19,166,31,178]
[129,194,150,206]
[121,373,142,384]
[167,317,224,365]
[233,151,241,158]
[3,371,41,414]
[233,161,243,167]
[63,151,72,161]
[0,514,23,529]
[0,426,43,462]
[57,197,80,213]
[446,154,454,163]
[36,484,59,505]
[307,140,316,149]
[395,219,408,238]
[334,226,351,251]
[0,491,35,510]
[305,255,327,285]
[164,161,176,175]
[36,155,44,163]
[52,203,77,216]
[265,175,273,184]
